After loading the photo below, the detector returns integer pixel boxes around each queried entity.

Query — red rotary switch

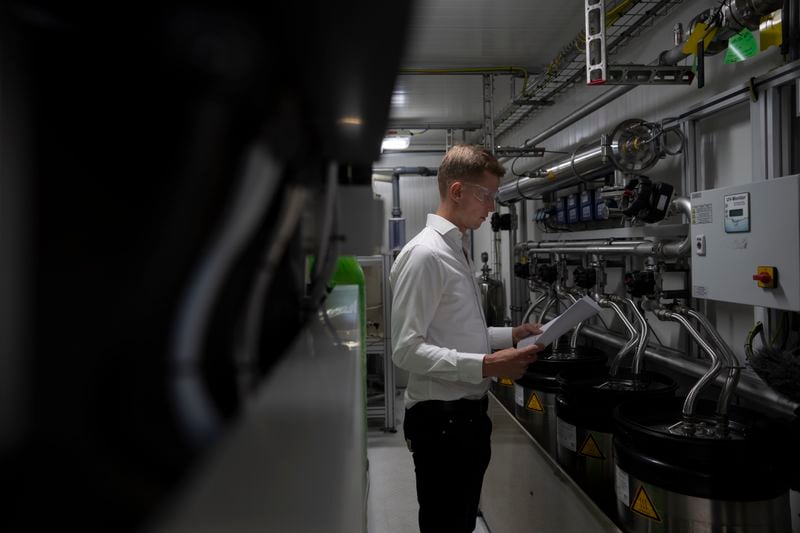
[752,272,772,284]
[752,266,776,289]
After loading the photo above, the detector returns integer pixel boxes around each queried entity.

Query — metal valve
[573,266,597,290]
[624,270,657,297]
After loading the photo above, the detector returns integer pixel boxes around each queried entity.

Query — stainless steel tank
[614,399,792,532]
[555,370,677,518]
[477,252,506,327]
[490,377,516,412]
[513,346,607,456]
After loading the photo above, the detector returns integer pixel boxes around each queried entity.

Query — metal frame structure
[494,0,686,137]
[359,254,397,432]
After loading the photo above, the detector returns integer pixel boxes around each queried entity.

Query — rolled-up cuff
[488,326,514,350]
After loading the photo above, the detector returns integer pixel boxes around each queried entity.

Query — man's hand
[512,322,543,346]
[482,343,543,380]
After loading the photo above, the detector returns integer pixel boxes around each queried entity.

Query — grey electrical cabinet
[690,174,800,311]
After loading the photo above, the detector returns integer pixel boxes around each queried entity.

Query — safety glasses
[447,180,498,205]
[463,182,498,205]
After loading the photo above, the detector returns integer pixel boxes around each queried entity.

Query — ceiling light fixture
[381,136,411,151]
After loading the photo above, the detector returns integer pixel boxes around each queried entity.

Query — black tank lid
[614,398,791,501]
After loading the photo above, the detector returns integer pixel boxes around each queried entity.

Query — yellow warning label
[526,391,544,412]
[499,378,513,387]
[546,171,557,181]
[578,433,605,460]
[631,485,661,522]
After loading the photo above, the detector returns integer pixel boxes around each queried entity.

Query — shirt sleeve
[488,326,514,350]
[390,244,485,384]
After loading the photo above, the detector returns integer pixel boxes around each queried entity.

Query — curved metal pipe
[523,292,549,323]
[537,292,559,325]
[683,308,741,417]
[670,196,692,221]
[559,289,580,348]
[603,297,640,376]
[172,145,284,447]
[657,309,723,418]
[574,322,800,418]
[625,297,650,375]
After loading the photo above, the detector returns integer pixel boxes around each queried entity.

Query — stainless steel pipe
[655,308,724,419]
[498,143,609,203]
[604,297,640,376]
[575,324,799,418]
[683,308,741,417]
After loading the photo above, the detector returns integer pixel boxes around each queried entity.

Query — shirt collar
[426,213,463,240]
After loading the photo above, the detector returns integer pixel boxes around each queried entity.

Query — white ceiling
[388,0,586,143]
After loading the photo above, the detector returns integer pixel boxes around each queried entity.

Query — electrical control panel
[690,174,800,311]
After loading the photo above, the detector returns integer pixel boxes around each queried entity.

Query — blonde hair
[438,145,505,197]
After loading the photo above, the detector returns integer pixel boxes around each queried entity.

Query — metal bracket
[586,0,693,86]
[495,146,546,158]
[606,65,695,85]
[585,0,607,85]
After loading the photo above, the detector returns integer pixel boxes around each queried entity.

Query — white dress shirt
[391,213,514,408]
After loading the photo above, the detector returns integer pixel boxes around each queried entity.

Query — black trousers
[403,397,492,533]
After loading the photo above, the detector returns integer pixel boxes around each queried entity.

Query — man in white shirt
[391,145,544,533]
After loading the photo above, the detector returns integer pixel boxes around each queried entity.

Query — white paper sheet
[518,295,603,348]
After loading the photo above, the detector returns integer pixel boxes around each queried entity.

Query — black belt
[409,396,489,417]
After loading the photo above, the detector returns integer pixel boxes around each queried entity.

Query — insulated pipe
[575,323,799,418]
[655,308,724,419]
[391,173,401,217]
[390,166,438,217]
[525,241,679,258]
[658,0,783,66]
[683,308,741,417]
[626,297,650,375]
[498,86,635,164]
[518,239,649,251]
[498,143,610,202]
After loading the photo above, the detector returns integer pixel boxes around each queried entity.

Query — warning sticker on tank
[514,384,524,406]
[499,378,514,387]
[578,433,606,459]
[526,391,544,412]
[557,418,576,452]
[615,465,629,505]
[631,485,661,522]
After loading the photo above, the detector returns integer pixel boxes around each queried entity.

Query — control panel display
[724,192,750,233]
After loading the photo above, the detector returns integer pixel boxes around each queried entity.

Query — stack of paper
[518,296,603,348]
